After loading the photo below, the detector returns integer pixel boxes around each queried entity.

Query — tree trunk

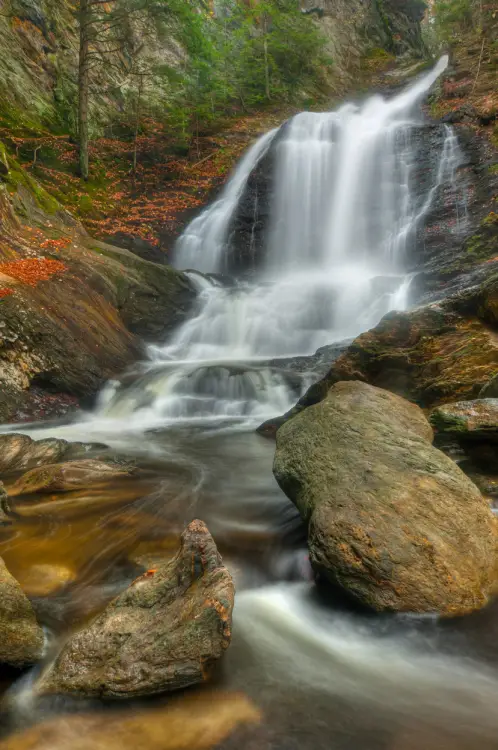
[133,74,144,174]
[78,0,91,181]
[262,12,270,100]
[263,37,270,100]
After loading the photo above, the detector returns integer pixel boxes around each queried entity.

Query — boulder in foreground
[273,381,498,615]
[0,557,44,667]
[36,520,234,698]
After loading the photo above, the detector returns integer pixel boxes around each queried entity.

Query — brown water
[2,426,498,750]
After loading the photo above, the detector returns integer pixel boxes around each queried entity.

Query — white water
[4,60,498,748]
[5,57,464,439]
[87,55,465,430]
[175,129,278,273]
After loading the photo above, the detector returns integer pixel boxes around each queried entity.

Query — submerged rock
[7,459,136,496]
[0,691,259,750]
[0,556,44,667]
[36,520,234,699]
[273,381,498,616]
[20,564,76,597]
[430,399,498,441]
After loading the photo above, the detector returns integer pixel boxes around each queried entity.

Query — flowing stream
[3,58,498,750]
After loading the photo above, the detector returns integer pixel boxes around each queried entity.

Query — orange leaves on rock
[0,259,67,287]
[40,237,71,251]
[0,288,14,299]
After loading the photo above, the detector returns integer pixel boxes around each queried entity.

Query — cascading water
[0,58,463,447]
[94,55,466,430]
[5,59,498,750]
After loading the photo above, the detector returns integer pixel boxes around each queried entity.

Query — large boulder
[36,520,234,699]
[273,381,498,615]
[8,459,136,496]
[0,556,44,667]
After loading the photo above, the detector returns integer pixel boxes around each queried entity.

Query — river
[2,56,498,750]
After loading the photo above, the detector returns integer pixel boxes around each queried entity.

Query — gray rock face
[0,557,44,667]
[36,520,234,699]
[273,381,498,615]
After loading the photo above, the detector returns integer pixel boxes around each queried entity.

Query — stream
[2,57,498,750]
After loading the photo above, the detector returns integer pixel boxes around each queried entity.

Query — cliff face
[0,0,185,135]
[301,0,426,91]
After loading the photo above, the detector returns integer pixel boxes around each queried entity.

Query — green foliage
[433,0,476,41]
[93,0,331,143]
[209,0,331,107]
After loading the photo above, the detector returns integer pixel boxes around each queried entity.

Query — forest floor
[0,108,294,260]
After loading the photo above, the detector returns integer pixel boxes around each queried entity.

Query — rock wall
[301,0,426,90]
[0,0,186,133]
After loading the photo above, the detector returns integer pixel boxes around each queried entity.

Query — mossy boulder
[36,520,234,699]
[273,381,498,615]
[0,556,44,667]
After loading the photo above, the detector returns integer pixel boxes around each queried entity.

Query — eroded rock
[36,520,234,698]
[8,459,136,496]
[273,381,498,615]
[0,556,44,667]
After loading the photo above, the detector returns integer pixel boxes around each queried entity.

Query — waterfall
[174,129,278,274]
[95,55,466,430]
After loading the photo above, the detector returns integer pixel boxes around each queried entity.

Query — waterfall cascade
[98,55,466,430]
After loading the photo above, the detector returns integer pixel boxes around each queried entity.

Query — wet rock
[273,381,498,615]
[0,691,259,750]
[8,459,136,496]
[430,399,498,442]
[0,556,44,667]
[36,520,234,698]
[0,434,70,476]
[0,481,11,524]
[480,374,498,398]
[280,295,498,424]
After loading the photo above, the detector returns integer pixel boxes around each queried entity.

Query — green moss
[6,164,60,215]
[430,410,469,433]
[78,195,95,215]
[0,100,45,137]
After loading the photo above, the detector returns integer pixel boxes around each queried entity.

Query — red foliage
[40,237,72,251]
[0,258,67,286]
[0,288,14,298]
